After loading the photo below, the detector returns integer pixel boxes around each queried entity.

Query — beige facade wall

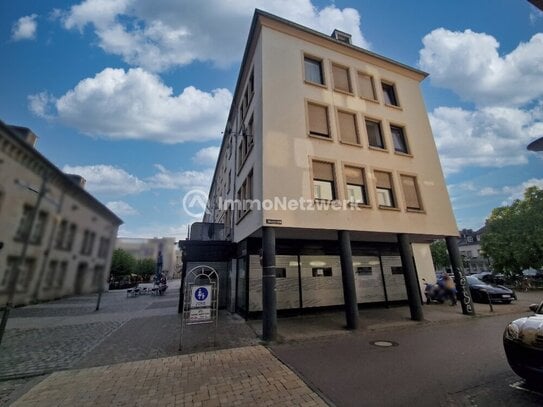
[0,126,120,306]
[258,23,458,238]
[412,243,437,292]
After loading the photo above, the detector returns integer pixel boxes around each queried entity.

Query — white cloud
[429,105,543,174]
[29,67,231,143]
[62,164,148,195]
[530,8,543,24]
[193,146,220,165]
[118,223,188,240]
[106,200,139,216]
[419,29,543,106]
[501,178,543,203]
[11,14,38,41]
[148,164,213,190]
[61,0,369,72]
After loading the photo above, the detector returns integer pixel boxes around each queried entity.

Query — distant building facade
[0,121,122,306]
[115,237,178,278]
[458,227,490,274]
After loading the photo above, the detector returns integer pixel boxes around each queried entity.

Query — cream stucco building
[115,237,178,278]
[0,122,122,307]
[182,10,474,339]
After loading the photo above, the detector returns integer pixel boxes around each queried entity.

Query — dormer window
[331,29,352,44]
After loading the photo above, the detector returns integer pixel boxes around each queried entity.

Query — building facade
[0,122,122,306]
[115,237,178,278]
[182,10,472,336]
[458,227,490,274]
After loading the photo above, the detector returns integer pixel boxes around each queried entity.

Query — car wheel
[502,300,512,304]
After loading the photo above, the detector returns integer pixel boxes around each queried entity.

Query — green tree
[135,258,156,281]
[481,186,543,274]
[110,248,136,278]
[430,239,450,270]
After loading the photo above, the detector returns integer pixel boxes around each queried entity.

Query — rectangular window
[56,261,68,288]
[401,175,422,211]
[312,267,333,277]
[332,64,351,93]
[44,260,58,289]
[5,257,37,292]
[312,161,335,200]
[382,82,399,106]
[391,266,403,275]
[307,103,330,137]
[375,171,396,208]
[338,111,359,144]
[344,166,367,205]
[66,223,77,251]
[30,210,48,244]
[81,230,89,255]
[87,232,96,256]
[391,125,409,154]
[249,70,254,96]
[55,220,67,250]
[304,56,324,85]
[14,204,33,241]
[275,268,287,278]
[357,73,376,100]
[246,115,254,150]
[237,136,246,170]
[356,266,372,275]
[366,119,385,149]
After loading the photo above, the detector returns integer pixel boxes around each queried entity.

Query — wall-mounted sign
[266,219,282,225]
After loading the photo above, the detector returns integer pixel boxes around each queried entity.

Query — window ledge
[339,140,362,148]
[406,208,426,214]
[308,134,334,142]
[304,80,328,89]
[394,151,413,158]
[384,103,403,111]
[333,88,354,96]
[368,146,389,153]
[378,205,400,212]
[348,202,372,209]
[360,96,379,104]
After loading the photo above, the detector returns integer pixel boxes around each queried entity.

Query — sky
[1,0,543,240]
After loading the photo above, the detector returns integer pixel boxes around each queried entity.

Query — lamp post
[0,175,49,345]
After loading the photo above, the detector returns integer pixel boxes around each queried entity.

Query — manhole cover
[370,340,398,347]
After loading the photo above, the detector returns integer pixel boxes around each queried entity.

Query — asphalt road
[272,314,543,407]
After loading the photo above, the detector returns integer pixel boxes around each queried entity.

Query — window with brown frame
[307,103,330,138]
[304,56,324,85]
[357,73,377,100]
[338,111,359,144]
[401,175,422,211]
[344,166,367,205]
[312,161,336,200]
[374,171,396,208]
[366,119,385,149]
[391,125,409,154]
[332,64,351,93]
[382,82,399,106]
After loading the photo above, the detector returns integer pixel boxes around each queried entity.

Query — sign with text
[191,285,212,308]
[189,308,212,322]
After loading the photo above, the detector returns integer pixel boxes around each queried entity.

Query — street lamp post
[0,175,49,345]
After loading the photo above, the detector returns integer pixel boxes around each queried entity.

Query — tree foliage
[110,248,136,277]
[481,186,543,274]
[135,258,156,280]
[430,240,450,269]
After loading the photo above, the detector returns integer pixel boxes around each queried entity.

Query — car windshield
[466,276,484,286]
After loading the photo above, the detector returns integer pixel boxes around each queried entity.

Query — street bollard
[486,291,494,312]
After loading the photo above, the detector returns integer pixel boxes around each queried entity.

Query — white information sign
[189,308,212,322]
[191,285,212,308]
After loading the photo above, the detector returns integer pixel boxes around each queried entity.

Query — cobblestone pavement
[12,346,327,407]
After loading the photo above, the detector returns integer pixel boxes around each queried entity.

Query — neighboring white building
[115,237,178,278]
[0,122,122,306]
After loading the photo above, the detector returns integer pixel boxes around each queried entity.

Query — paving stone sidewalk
[12,346,327,407]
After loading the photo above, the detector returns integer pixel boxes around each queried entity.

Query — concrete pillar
[397,233,424,321]
[446,236,476,315]
[262,226,277,341]
[338,230,359,330]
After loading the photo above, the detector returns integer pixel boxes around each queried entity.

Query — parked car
[503,301,543,383]
[472,272,505,286]
[466,276,516,304]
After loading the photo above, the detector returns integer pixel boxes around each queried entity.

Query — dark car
[466,276,516,304]
[472,272,505,286]
[503,301,543,383]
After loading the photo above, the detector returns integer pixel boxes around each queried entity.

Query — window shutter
[345,166,364,185]
[401,175,421,209]
[375,171,392,189]
[313,161,334,181]
[358,73,375,99]
[338,111,358,144]
[333,65,350,92]
[308,103,329,136]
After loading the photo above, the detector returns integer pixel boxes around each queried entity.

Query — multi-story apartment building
[458,227,490,274]
[0,121,122,306]
[115,237,178,278]
[182,10,473,339]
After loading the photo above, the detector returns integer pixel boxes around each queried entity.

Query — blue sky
[1,0,542,239]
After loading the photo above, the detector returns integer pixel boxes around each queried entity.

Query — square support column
[338,230,359,330]
[397,233,424,321]
[262,226,277,341]
[446,236,476,315]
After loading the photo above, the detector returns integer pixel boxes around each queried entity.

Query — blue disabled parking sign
[191,285,212,308]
